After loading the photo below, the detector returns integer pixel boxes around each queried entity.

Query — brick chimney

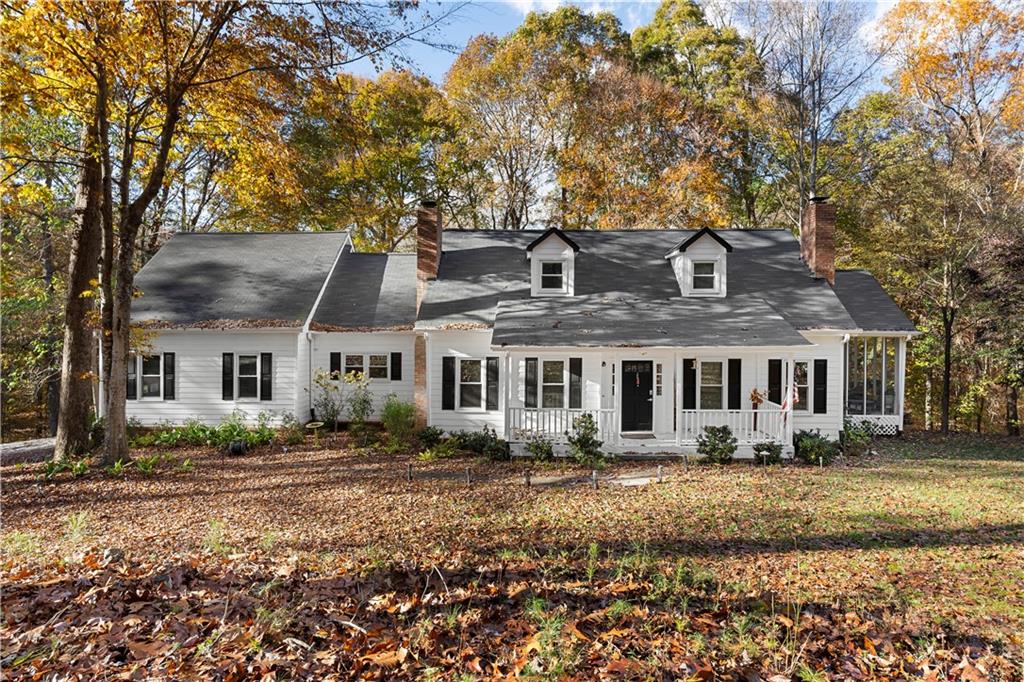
[800,195,835,286]
[416,200,442,311]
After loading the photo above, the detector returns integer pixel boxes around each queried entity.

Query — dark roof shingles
[833,270,917,332]
[311,249,416,330]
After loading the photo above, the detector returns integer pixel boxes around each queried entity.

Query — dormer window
[527,227,580,297]
[692,261,717,291]
[540,261,565,291]
[665,227,731,298]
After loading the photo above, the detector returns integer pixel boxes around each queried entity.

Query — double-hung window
[692,261,716,291]
[345,354,364,376]
[542,360,565,408]
[699,361,723,409]
[141,355,162,398]
[368,354,389,379]
[540,261,565,291]
[459,358,483,408]
[237,354,259,399]
[794,361,809,411]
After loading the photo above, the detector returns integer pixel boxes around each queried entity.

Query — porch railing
[506,407,617,443]
[677,402,789,445]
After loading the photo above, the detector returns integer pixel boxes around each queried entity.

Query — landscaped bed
[1,432,1022,679]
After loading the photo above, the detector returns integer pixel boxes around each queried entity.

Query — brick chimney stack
[416,200,442,312]
[800,195,836,286]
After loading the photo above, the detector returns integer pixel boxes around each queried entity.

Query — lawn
[1,432,1022,680]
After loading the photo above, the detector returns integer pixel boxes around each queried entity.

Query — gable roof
[132,232,348,328]
[525,227,580,253]
[666,227,733,256]
[417,229,860,336]
[833,270,917,333]
[311,248,416,331]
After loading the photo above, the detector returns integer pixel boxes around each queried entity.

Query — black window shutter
[441,356,455,410]
[330,352,341,377]
[391,352,402,381]
[683,359,696,410]
[727,358,741,410]
[260,353,272,401]
[126,356,137,400]
[486,357,499,410]
[813,359,827,414]
[525,357,538,408]
[163,353,175,400]
[569,357,582,409]
[768,359,782,404]
[222,353,234,401]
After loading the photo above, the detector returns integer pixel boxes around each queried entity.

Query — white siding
[309,331,416,420]
[125,330,300,426]
[670,234,728,298]
[427,330,505,432]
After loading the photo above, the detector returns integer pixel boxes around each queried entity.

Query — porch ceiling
[490,293,812,348]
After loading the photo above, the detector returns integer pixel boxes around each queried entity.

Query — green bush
[697,425,737,464]
[525,434,554,462]
[343,371,373,445]
[381,394,417,453]
[841,419,874,457]
[752,440,783,465]
[418,439,458,462]
[311,368,342,429]
[484,435,510,461]
[794,429,839,465]
[566,413,604,465]
[417,426,445,449]
[279,412,306,446]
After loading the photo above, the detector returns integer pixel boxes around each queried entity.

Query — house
[120,199,917,457]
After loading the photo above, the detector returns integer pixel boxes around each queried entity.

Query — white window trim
[691,260,719,293]
[540,359,568,409]
[457,357,486,412]
[688,256,724,297]
[698,359,725,410]
[138,353,164,401]
[793,360,810,412]
[236,353,261,402]
[538,260,568,294]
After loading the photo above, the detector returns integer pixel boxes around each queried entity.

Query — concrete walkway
[0,438,55,465]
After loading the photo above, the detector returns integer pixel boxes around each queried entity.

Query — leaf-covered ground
[2,433,1022,680]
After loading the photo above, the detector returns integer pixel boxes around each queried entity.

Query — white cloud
[499,0,564,16]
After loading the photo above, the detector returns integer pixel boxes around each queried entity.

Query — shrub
[417,426,445,449]
[566,413,604,465]
[841,419,874,457]
[311,368,342,429]
[180,418,213,446]
[343,371,373,444]
[279,412,305,446]
[484,434,510,461]
[209,411,251,450]
[248,412,277,447]
[697,425,737,464]
[752,440,783,465]
[449,429,491,454]
[525,434,555,462]
[794,429,839,465]
[41,459,68,482]
[418,439,458,462]
[105,458,129,477]
[381,394,417,453]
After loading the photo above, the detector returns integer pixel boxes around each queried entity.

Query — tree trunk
[41,175,61,437]
[924,370,933,431]
[102,256,134,465]
[1008,385,1020,438]
[54,121,103,460]
[940,308,954,434]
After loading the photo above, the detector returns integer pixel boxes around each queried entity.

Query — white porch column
[503,352,512,439]
[786,353,796,443]
[897,336,908,429]
[674,352,683,447]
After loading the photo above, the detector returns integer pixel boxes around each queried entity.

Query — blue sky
[348,1,893,85]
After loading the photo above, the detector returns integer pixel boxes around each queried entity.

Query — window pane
[460,359,481,383]
[142,355,161,376]
[238,355,257,376]
[700,362,722,385]
[796,386,809,411]
[700,386,723,409]
[847,339,865,414]
[693,275,715,290]
[141,376,161,398]
[345,354,364,374]
[794,362,808,385]
[542,385,564,408]
[866,337,883,414]
[460,384,481,408]
[238,376,258,399]
[368,355,388,379]
[542,276,563,289]
[542,360,564,384]
[694,262,715,275]
[542,262,562,275]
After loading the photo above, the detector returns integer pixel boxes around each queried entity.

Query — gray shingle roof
[132,232,348,327]
[311,249,416,330]
[417,229,862,338]
[491,294,811,348]
[833,270,917,332]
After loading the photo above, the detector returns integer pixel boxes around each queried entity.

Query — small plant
[380,394,417,453]
[311,368,343,430]
[178,458,195,473]
[526,433,555,462]
[64,511,90,545]
[841,418,874,457]
[69,458,89,478]
[585,542,600,583]
[105,458,130,477]
[248,412,277,447]
[607,599,633,622]
[41,459,68,482]
[566,413,604,465]
[417,425,445,449]
[279,412,305,446]
[752,440,783,465]
[697,424,737,464]
[343,371,374,444]
[134,453,161,476]
[794,429,839,466]
[418,439,458,461]
[203,520,234,556]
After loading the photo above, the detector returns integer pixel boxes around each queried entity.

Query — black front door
[621,361,653,432]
